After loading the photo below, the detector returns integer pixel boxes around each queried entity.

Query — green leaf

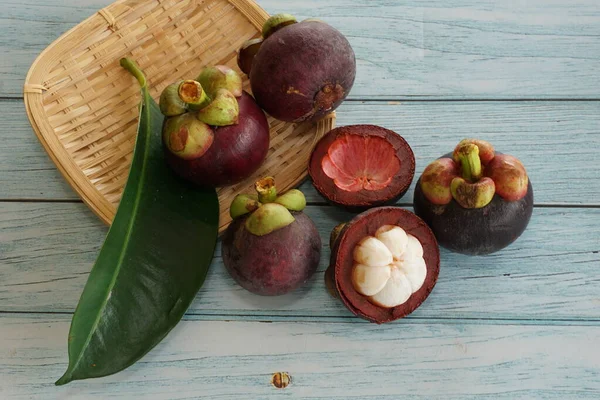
[56,59,219,385]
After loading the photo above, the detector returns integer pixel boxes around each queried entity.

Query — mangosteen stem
[120,58,147,88]
[255,177,278,203]
[455,143,482,182]
[178,80,211,110]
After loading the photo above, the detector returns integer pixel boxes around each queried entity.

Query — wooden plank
[1,314,599,399]
[3,99,600,205]
[302,100,600,206]
[0,100,77,200]
[1,202,599,321]
[2,0,600,98]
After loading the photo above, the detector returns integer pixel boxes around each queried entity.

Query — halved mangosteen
[413,139,534,255]
[309,125,416,210]
[326,207,440,324]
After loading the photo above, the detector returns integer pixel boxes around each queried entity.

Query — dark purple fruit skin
[250,21,356,123]
[222,212,322,296]
[413,178,533,255]
[164,91,270,187]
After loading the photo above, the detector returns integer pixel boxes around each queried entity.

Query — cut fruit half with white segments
[351,225,426,308]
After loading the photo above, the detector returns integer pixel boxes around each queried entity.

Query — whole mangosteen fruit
[238,14,356,123]
[222,178,322,296]
[413,139,534,255]
[326,207,440,324]
[161,66,270,187]
[309,125,416,210]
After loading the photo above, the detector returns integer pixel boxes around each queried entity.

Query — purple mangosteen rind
[328,207,441,324]
[222,211,322,296]
[250,20,356,123]
[414,177,534,256]
[415,145,534,255]
[309,125,416,211]
[163,91,270,188]
[223,180,322,296]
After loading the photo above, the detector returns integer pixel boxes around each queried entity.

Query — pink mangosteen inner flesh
[321,134,401,192]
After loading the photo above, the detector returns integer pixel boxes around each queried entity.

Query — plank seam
[1,311,599,326]
[3,96,600,102]
[3,199,600,208]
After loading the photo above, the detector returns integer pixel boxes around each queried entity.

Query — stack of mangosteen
[160,13,533,325]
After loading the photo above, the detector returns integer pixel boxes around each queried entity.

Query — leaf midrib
[65,90,152,379]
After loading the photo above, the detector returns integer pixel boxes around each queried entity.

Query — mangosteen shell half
[250,20,356,123]
[164,91,270,187]
[309,125,416,211]
[222,212,322,296]
[330,207,440,323]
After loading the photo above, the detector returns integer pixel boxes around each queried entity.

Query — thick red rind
[332,207,440,323]
[309,125,415,209]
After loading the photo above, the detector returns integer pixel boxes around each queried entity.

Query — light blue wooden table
[1,0,599,398]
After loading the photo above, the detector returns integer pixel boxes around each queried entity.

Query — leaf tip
[55,372,73,386]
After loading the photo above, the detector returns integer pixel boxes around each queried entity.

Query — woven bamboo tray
[24,0,336,233]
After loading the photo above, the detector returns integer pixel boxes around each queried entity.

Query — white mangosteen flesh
[351,226,427,308]
[353,237,393,267]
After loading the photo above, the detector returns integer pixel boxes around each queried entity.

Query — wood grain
[3,0,600,98]
[2,0,600,396]
[2,202,599,321]
[1,314,599,399]
[0,100,76,200]
[3,99,600,204]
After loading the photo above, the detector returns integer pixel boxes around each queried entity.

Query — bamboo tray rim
[23,0,336,232]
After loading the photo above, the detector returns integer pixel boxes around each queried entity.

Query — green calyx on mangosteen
[162,113,214,160]
[414,138,534,255]
[262,14,298,39]
[230,194,261,220]
[196,65,243,99]
[222,178,322,296]
[159,80,188,117]
[243,14,356,123]
[449,143,496,209]
[275,189,307,211]
[309,125,416,210]
[196,88,239,126]
[326,207,440,324]
[245,203,296,237]
[161,67,270,187]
